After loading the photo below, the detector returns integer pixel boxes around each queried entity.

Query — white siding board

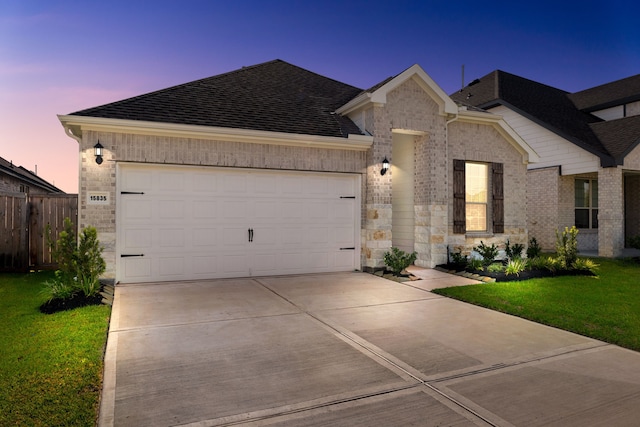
[491,106,599,175]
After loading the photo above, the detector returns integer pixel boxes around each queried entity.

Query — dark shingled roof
[569,74,640,111]
[450,70,640,166]
[70,60,364,139]
[590,115,640,162]
[0,156,64,193]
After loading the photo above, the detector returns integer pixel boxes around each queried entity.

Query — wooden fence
[0,193,78,272]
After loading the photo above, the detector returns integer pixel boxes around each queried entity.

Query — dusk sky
[1,0,638,193]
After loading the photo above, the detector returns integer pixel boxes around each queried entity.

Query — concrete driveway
[100,271,640,426]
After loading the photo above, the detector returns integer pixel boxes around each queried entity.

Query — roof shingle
[70,60,364,139]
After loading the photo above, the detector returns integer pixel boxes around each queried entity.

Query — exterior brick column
[598,167,624,257]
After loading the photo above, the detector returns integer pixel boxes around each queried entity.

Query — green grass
[434,258,640,351]
[0,271,111,426]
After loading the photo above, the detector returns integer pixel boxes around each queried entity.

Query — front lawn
[433,258,640,351]
[0,271,111,426]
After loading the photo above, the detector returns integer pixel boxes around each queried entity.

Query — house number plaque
[87,191,110,205]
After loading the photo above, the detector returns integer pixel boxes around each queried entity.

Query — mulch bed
[40,293,104,314]
[436,263,595,282]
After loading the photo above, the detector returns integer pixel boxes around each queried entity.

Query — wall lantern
[94,141,104,165]
[380,157,390,176]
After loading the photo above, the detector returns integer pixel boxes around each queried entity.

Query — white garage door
[116,164,360,283]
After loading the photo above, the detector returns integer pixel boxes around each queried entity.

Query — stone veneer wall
[79,130,367,278]
[447,121,528,257]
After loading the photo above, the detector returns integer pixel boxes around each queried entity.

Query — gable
[491,105,599,174]
[337,64,457,117]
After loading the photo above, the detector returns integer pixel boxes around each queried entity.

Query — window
[465,163,488,232]
[453,160,503,234]
[575,179,598,229]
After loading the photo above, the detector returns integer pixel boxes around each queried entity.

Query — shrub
[383,247,417,276]
[487,263,505,273]
[44,218,106,299]
[505,239,525,260]
[473,241,499,266]
[468,258,484,271]
[526,237,542,259]
[40,271,77,302]
[505,258,527,276]
[556,226,579,269]
[449,248,468,270]
[572,258,599,275]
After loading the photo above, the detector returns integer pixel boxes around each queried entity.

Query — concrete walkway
[100,270,640,426]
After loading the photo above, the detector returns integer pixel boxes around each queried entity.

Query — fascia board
[457,110,540,164]
[58,115,373,151]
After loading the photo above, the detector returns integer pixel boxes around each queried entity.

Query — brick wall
[598,166,625,257]
[447,121,528,257]
[526,167,559,251]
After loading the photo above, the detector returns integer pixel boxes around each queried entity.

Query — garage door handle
[340,247,355,250]
[248,228,254,242]
[121,254,144,257]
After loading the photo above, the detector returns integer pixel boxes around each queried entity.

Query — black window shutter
[453,159,466,234]
[492,162,504,234]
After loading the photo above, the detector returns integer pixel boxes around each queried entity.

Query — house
[0,156,63,194]
[451,71,640,257]
[58,60,537,283]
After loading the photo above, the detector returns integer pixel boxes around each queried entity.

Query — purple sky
[1,0,638,193]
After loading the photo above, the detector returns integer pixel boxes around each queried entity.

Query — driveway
[100,271,640,426]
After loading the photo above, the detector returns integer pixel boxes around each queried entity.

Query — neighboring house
[451,71,640,257]
[59,60,537,283]
[0,156,63,194]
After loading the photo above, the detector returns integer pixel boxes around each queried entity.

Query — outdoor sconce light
[380,157,390,175]
[94,141,104,165]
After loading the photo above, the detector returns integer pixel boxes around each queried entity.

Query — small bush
[487,263,505,273]
[473,241,499,266]
[505,258,527,276]
[526,237,542,259]
[40,272,77,302]
[572,258,599,275]
[44,218,106,302]
[468,258,484,271]
[383,247,417,276]
[505,239,525,260]
[450,248,468,269]
[556,226,579,269]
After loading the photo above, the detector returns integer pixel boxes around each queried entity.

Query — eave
[58,115,373,152]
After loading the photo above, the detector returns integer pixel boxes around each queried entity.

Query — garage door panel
[193,173,218,193]
[123,200,152,220]
[193,228,217,247]
[158,172,185,192]
[222,254,250,275]
[123,228,152,249]
[334,251,355,268]
[158,257,185,277]
[222,174,248,194]
[158,200,184,219]
[159,229,185,248]
[118,165,359,283]
[192,256,218,275]
[123,257,152,279]
[193,200,217,219]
